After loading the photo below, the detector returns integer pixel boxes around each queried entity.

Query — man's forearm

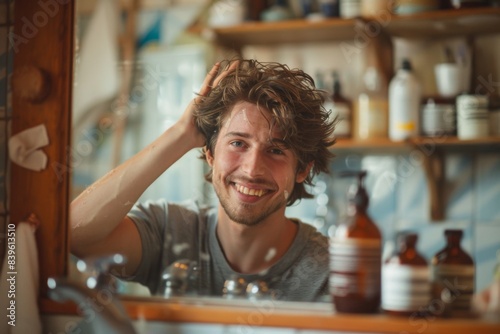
[70,122,198,252]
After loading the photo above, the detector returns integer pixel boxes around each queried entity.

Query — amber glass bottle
[382,233,430,316]
[431,229,475,317]
[330,71,352,139]
[330,171,381,313]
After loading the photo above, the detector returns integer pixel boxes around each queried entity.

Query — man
[70,59,335,302]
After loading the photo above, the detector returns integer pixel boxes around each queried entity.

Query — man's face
[206,101,310,226]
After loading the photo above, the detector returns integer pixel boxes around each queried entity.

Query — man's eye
[231,141,244,147]
[270,148,284,155]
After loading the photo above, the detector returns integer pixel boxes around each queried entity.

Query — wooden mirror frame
[11,0,73,299]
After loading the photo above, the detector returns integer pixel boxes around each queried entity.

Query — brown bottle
[330,171,381,313]
[330,71,352,139]
[382,233,430,316]
[431,229,475,317]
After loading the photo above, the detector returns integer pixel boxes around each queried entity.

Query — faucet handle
[223,275,248,299]
[76,253,127,292]
[162,259,198,297]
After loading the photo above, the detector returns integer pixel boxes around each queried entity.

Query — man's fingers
[199,62,221,96]
[213,60,239,88]
[198,60,240,99]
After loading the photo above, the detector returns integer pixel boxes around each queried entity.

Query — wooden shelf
[211,17,359,47]
[386,7,500,38]
[331,136,500,152]
[211,7,500,47]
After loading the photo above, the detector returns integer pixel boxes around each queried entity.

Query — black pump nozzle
[339,170,369,210]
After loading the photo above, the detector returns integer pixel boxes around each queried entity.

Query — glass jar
[382,233,430,316]
[420,96,456,137]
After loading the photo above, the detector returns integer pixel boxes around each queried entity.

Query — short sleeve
[125,199,168,291]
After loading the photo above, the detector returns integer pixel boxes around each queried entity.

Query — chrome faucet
[47,253,136,334]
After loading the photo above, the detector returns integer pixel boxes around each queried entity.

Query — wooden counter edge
[40,298,500,333]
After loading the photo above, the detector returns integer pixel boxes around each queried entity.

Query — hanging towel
[8,124,49,171]
[0,216,41,334]
[73,0,120,128]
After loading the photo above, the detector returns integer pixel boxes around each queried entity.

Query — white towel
[8,124,49,171]
[0,220,41,334]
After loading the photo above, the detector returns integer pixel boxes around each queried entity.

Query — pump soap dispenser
[330,171,382,313]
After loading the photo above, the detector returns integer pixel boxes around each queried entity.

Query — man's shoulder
[292,220,329,261]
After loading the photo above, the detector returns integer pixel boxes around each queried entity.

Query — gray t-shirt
[126,199,330,302]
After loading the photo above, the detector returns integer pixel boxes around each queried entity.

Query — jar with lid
[431,229,475,317]
[456,94,489,139]
[420,96,456,137]
[382,232,430,316]
[330,171,382,313]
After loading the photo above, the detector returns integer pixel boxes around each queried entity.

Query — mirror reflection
[70,0,335,303]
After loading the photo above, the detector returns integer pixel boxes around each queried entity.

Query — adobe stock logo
[9,0,72,53]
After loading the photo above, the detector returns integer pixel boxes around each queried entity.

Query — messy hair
[194,59,336,206]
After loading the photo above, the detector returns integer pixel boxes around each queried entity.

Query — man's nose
[241,149,265,177]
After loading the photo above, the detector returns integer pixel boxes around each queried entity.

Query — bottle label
[431,264,474,311]
[356,97,388,139]
[329,238,381,297]
[381,263,430,312]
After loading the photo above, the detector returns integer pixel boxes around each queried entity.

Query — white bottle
[389,59,422,141]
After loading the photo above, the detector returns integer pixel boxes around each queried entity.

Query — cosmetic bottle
[354,67,388,139]
[388,58,422,141]
[330,71,352,138]
[330,171,382,313]
[431,229,475,317]
[382,233,430,316]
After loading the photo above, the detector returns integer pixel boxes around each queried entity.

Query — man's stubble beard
[214,179,288,227]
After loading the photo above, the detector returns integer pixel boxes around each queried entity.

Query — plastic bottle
[389,58,422,141]
[340,0,362,18]
[330,171,382,313]
[382,232,430,316]
[354,67,388,139]
[330,71,352,138]
[431,229,475,317]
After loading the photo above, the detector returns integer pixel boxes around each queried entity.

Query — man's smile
[233,182,269,197]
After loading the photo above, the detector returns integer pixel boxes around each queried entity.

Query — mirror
[70,0,334,303]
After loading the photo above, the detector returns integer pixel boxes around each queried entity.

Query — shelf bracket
[419,146,445,221]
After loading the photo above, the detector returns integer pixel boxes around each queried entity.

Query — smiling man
[70,59,336,301]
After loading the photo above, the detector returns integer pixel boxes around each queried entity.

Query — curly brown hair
[194,59,336,206]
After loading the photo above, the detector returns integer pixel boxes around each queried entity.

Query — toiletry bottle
[330,170,381,313]
[330,71,352,138]
[340,0,362,18]
[389,58,422,141]
[316,71,336,138]
[431,229,474,317]
[382,233,430,316]
[354,67,388,139]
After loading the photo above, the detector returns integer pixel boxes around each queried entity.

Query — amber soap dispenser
[330,171,382,313]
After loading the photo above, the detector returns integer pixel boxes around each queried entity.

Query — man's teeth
[235,184,267,197]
